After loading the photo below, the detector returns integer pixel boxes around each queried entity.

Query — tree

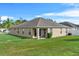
[2,18,14,28]
[15,20,22,25]
[15,18,27,25]
[47,18,53,21]
[22,20,27,23]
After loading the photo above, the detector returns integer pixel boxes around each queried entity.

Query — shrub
[47,33,52,38]
[67,33,72,36]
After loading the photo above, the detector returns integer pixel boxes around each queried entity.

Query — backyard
[0,34,79,56]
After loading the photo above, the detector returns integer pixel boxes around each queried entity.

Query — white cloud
[42,13,55,16]
[62,3,79,8]
[35,13,55,17]
[0,16,14,23]
[35,15,42,17]
[35,9,79,24]
[35,9,79,17]
[55,18,79,24]
[1,16,14,21]
[57,9,79,17]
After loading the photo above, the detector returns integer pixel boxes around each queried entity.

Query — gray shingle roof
[12,17,68,28]
[60,22,79,28]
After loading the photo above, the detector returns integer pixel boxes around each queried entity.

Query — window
[60,28,62,34]
[14,28,16,30]
[33,29,36,36]
[66,28,67,33]
[29,30,31,35]
[22,31,24,34]
[17,29,19,34]
[22,29,24,34]
[28,30,31,35]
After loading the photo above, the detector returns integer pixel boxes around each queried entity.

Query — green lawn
[0,34,79,56]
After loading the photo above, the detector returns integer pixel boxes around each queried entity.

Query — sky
[0,3,79,24]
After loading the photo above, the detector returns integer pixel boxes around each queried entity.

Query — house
[9,17,69,39]
[0,28,9,33]
[60,22,79,35]
[60,22,79,30]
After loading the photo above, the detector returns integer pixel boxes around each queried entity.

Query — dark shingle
[12,17,68,28]
[60,22,79,28]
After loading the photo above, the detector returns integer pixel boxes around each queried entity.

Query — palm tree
[2,18,14,29]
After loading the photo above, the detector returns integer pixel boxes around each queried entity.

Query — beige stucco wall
[9,28,33,37]
[52,28,67,37]
[9,27,68,38]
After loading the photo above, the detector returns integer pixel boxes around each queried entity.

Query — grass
[0,34,79,55]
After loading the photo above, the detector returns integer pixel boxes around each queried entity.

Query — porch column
[31,28,33,38]
[37,28,40,39]
[48,28,50,33]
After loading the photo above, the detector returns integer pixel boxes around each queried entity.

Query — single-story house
[0,28,9,33]
[60,22,79,35]
[9,17,69,39]
[60,22,79,30]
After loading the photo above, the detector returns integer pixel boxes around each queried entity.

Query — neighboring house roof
[11,17,68,28]
[76,25,79,27]
[60,22,79,28]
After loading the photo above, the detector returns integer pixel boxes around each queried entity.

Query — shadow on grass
[64,39,79,41]
[7,34,32,39]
